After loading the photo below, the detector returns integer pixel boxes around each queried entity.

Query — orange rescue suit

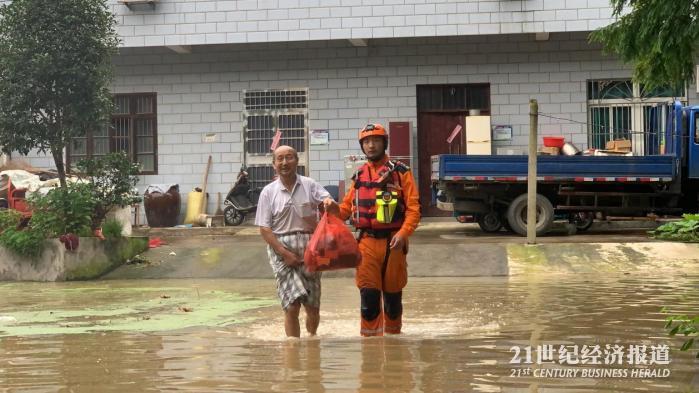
[339,155,421,336]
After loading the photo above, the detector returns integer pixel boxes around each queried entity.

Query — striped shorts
[266,232,322,311]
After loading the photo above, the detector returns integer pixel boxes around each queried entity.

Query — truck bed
[431,154,676,183]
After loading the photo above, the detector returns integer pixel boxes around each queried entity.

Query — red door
[417,112,467,216]
[389,121,411,167]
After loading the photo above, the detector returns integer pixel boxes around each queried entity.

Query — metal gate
[589,102,676,155]
[587,80,685,155]
[243,89,309,187]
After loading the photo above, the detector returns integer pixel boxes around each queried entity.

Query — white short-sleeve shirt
[255,175,331,235]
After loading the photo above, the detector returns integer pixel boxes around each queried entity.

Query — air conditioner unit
[119,0,158,10]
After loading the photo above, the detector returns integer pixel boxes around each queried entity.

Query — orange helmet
[358,123,388,142]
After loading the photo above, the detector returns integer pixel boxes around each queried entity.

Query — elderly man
[255,145,336,337]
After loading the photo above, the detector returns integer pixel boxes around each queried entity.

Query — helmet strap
[365,150,387,162]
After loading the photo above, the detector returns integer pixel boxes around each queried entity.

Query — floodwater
[0,275,698,392]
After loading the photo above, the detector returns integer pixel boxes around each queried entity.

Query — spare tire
[506,194,554,236]
[572,212,594,231]
[476,211,503,233]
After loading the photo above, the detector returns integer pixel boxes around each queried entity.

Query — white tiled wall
[21,32,697,221]
[107,0,616,47]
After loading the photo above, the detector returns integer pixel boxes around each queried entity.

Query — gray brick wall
[108,0,616,47]
[18,32,699,223]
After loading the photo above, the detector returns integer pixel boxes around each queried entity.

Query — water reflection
[0,276,697,392]
[278,339,325,392]
[357,338,415,393]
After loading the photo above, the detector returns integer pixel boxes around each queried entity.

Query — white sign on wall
[310,130,329,145]
[492,125,513,141]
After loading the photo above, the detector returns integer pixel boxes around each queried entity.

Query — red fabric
[304,213,361,272]
[59,234,79,251]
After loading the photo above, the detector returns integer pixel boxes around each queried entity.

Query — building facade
[15,0,698,218]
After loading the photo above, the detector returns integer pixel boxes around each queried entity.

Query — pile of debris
[0,159,77,212]
[0,159,60,180]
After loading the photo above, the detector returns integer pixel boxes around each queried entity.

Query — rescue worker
[324,124,420,336]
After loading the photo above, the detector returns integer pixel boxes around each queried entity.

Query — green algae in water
[507,244,548,266]
[0,287,276,336]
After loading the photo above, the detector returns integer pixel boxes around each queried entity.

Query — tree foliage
[0,0,119,187]
[590,0,699,90]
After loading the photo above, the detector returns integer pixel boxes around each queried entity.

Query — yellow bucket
[184,191,207,225]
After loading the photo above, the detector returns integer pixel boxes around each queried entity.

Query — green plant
[76,152,141,229]
[29,183,96,238]
[648,214,699,242]
[101,218,123,239]
[0,209,21,232]
[0,227,46,258]
[665,314,699,358]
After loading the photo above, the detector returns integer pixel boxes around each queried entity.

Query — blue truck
[431,101,699,236]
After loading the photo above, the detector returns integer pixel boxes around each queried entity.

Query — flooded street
[1,275,698,392]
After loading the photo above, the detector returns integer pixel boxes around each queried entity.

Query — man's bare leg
[285,302,301,337]
[303,304,320,335]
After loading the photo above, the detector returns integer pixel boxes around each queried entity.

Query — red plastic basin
[543,136,565,148]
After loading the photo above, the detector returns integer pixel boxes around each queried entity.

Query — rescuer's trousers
[355,233,408,336]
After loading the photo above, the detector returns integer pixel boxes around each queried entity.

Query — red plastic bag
[304,213,362,272]
[148,237,167,248]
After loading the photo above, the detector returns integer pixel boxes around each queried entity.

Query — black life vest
[351,160,408,230]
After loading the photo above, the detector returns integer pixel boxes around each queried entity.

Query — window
[417,84,490,112]
[68,93,157,174]
[244,89,307,110]
[245,113,306,154]
[243,89,309,186]
[587,80,685,155]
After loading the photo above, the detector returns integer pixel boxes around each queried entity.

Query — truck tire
[572,212,594,231]
[506,194,554,236]
[502,219,513,232]
[476,211,503,233]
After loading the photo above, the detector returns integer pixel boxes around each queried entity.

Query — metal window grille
[243,89,309,186]
[245,113,306,155]
[244,90,308,110]
[246,115,275,155]
[587,80,686,155]
[278,114,306,153]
